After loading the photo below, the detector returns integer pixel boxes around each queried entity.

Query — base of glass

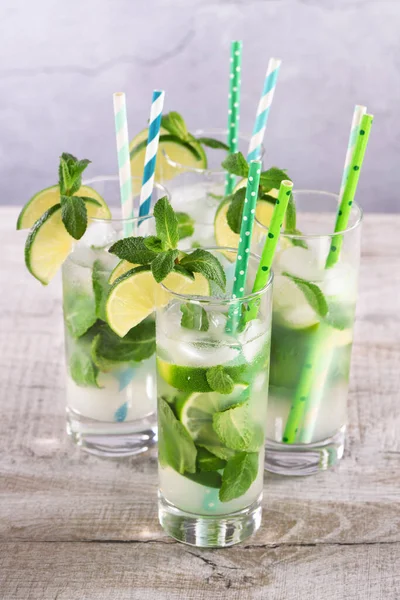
[158,491,262,548]
[66,408,157,457]
[264,425,346,476]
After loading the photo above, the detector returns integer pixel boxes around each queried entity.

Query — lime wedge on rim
[130,127,207,183]
[17,184,111,230]
[106,266,210,337]
[175,384,248,446]
[24,198,108,285]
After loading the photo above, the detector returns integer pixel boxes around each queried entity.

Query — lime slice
[106,266,210,337]
[157,359,247,393]
[25,199,110,285]
[17,185,111,230]
[108,259,137,285]
[129,127,207,183]
[175,384,248,446]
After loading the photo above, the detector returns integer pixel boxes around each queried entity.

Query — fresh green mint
[153,196,180,250]
[284,194,307,249]
[201,445,237,461]
[206,365,235,395]
[219,452,259,502]
[184,470,222,489]
[196,137,229,151]
[176,212,195,240]
[196,447,227,472]
[221,151,249,178]
[259,167,290,192]
[180,303,209,332]
[92,260,110,322]
[109,197,226,291]
[64,291,97,338]
[213,401,264,452]
[69,341,100,388]
[161,111,190,140]
[158,398,197,474]
[57,153,93,240]
[283,273,329,318]
[226,188,246,234]
[91,318,155,369]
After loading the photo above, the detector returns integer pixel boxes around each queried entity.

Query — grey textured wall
[1,0,398,212]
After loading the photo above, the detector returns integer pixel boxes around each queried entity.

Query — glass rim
[255,189,363,240]
[159,246,274,306]
[82,175,168,225]
[162,128,265,176]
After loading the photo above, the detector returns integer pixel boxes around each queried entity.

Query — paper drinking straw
[247,58,281,162]
[225,160,261,333]
[139,90,165,222]
[225,41,243,196]
[113,92,134,237]
[339,105,367,196]
[325,112,373,268]
[245,180,293,321]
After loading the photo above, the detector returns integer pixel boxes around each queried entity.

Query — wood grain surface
[0,208,399,599]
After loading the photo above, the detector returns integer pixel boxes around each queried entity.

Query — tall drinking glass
[63,176,169,457]
[161,130,264,247]
[156,248,273,547]
[254,190,363,475]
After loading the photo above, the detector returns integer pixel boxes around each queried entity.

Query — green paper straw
[246,180,293,321]
[225,41,243,196]
[226,160,261,333]
[325,113,373,268]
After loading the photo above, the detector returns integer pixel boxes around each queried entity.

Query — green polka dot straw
[225,160,261,333]
[325,112,373,268]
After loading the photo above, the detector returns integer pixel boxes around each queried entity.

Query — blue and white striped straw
[247,58,281,162]
[113,92,133,237]
[339,105,367,197]
[139,89,165,222]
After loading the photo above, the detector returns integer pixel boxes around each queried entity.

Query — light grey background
[0,0,398,212]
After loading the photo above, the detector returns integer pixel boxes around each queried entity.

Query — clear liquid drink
[156,248,273,547]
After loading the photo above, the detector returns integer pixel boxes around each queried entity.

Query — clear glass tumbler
[161,130,264,247]
[156,248,273,547]
[253,190,363,475]
[63,176,169,457]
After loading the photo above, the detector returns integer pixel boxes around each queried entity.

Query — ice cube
[306,238,331,269]
[83,221,118,249]
[322,263,357,302]
[273,275,320,329]
[275,246,323,282]
[159,332,240,367]
[239,319,269,362]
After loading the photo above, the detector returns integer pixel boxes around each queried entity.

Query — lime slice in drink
[273,274,320,329]
[157,359,247,393]
[108,259,137,285]
[17,185,111,230]
[129,127,207,183]
[106,266,210,337]
[175,384,248,446]
[25,199,107,285]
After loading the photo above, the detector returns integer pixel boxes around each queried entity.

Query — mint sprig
[206,365,234,395]
[180,303,209,331]
[219,452,259,502]
[56,153,92,240]
[109,197,226,291]
[283,273,328,318]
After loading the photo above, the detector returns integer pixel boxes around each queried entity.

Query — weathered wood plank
[0,541,399,600]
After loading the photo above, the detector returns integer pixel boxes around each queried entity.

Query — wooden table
[1,208,399,599]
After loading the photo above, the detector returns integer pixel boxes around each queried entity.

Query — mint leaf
[109,236,157,264]
[154,197,179,250]
[151,249,178,283]
[221,152,249,178]
[196,137,229,151]
[284,194,308,249]
[91,319,155,368]
[158,398,197,474]
[213,401,264,451]
[219,452,259,502]
[144,236,164,253]
[196,447,227,472]
[184,471,222,489]
[226,188,246,234]
[259,167,290,192]
[60,195,87,240]
[161,112,189,140]
[176,212,195,240]
[64,292,97,338]
[201,445,237,461]
[283,273,328,318]
[180,303,209,331]
[206,365,234,395]
[69,341,99,388]
[208,192,224,201]
[173,264,195,281]
[59,157,71,195]
[180,249,226,291]
[92,260,110,321]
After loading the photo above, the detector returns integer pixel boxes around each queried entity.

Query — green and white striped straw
[113,92,134,237]
[226,160,261,333]
[246,180,293,321]
[325,112,373,268]
[225,41,243,196]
